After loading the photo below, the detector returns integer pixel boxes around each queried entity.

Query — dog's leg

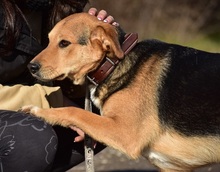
[20,105,142,158]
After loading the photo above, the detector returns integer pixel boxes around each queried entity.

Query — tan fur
[20,13,220,171]
[147,131,220,171]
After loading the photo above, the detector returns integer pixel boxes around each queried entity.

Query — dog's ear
[91,26,124,59]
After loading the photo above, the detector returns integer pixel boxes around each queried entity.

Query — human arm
[0,84,63,110]
[0,83,86,142]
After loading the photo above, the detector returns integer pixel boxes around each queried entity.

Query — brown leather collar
[87,33,138,86]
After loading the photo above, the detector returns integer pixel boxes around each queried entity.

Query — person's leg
[0,110,57,172]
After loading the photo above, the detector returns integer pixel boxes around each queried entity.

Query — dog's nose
[28,62,41,74]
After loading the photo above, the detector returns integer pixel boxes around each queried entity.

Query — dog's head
[28,13,124,85]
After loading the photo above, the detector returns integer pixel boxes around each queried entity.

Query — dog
[21,12,220,172]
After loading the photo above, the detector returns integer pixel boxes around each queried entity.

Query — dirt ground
[67,147,220,172]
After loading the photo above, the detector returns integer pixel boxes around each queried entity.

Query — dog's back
[142,40,220,136]
[87,37,220,170]
[122,39,220,170]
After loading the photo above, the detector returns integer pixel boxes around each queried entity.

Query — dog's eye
[59,40,71,48]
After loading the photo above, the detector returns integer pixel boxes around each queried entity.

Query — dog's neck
[87,33,138,86]
[88,33,138,108]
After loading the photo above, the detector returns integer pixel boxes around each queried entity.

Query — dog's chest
[90,86,102,109]
[145,151,179,170]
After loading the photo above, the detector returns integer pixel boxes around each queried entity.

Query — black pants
[0,110,105,172]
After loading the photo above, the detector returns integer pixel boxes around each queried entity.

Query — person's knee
[0,110,58,172]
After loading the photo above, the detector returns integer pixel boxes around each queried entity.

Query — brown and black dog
[21,13,220,171]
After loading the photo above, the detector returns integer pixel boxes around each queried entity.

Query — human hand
[70,126,85,142]
[70,125,97,148]
[88,7,119,26]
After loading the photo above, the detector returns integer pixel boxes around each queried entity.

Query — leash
[84,33,138,172]
[84,79,95,172]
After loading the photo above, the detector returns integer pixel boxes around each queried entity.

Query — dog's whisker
[39,66,62,80]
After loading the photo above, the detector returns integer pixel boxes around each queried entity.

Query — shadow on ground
[68,147,220,172]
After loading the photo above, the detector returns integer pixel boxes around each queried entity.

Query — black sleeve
[0,5,43,85]
[0,50,36,85]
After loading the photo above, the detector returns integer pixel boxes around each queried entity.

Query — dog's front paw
[19,105,40,114]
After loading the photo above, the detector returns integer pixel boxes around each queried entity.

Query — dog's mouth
[54,74,66,80]
[32,73,66,82]
[67,72,75,80]
[67,72,86,85]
